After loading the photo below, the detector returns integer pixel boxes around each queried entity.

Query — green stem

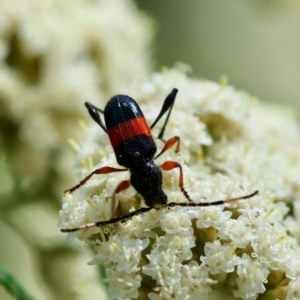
[0,266,35,300]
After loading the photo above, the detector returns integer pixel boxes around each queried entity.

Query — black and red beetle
[61,89,258,232]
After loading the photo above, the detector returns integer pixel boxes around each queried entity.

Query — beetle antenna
[150,88,178,140]
[85,102,107,132]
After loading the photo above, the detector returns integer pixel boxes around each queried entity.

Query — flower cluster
[59,67,300,299]
[0,0,154,298]
[0,0,153,194]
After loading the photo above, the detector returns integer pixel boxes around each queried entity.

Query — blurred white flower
[0,0,154,299]
[287,277,300,300]
[0,0,153,194]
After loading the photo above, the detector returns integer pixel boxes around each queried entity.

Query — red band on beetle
[108,117,152,150]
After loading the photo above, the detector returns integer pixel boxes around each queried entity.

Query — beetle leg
[154,136,180,160]
[64,166,127,194]
[112,180,131,218]
[160,161,192,202]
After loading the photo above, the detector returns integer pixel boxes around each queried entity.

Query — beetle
[61,88,258,232]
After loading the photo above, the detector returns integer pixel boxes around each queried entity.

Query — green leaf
[0,266,35,300]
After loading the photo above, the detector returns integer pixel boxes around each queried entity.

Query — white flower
[0,0,153,193]
[90,236,149,273]
[159,209,192,235]
[59,67,300,299]
[181,261,214,299]
[287,277,300,300]
[201,240,240,274]
[143,248,183,286]
[105,269,142,300]
[235,254,269,299]
[286,256,300,280]
[217,218,253,248]
[195,204,232,230]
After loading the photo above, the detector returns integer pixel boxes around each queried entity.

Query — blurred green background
[136,0,300,107]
